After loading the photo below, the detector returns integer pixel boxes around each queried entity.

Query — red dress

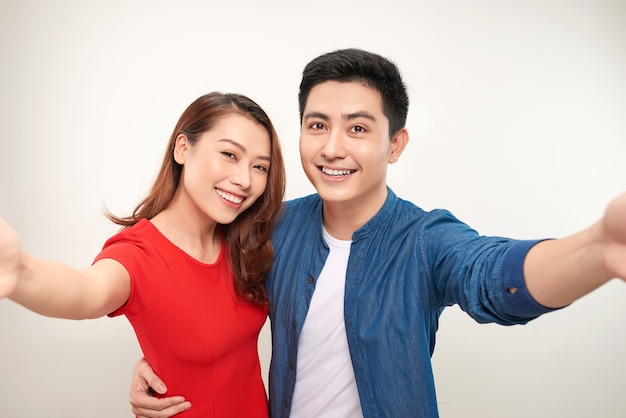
[96,219,269,417]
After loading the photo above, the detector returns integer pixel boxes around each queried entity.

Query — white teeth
[216,189,244,204]
[322,167,354,176]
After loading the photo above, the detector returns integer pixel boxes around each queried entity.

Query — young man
[129,49,626,417]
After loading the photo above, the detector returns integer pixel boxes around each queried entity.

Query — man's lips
[320,166,356,177]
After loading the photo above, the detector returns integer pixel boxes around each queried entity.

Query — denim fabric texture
[266,188,553,418]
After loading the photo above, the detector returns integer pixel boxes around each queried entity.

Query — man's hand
[601,191,626,281]
[525,191,626,308]
[130,357,191,418]
[0,217,21,299]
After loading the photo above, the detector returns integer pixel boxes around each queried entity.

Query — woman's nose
[231,164,251,189]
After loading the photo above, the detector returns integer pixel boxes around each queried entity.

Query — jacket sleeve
[422,209,555,325]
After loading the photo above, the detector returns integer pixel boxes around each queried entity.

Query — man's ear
[389,128,409,164]
[173,134,189,164]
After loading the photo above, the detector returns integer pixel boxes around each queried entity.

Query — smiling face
[174,112,271,226]
[299,80,408,220]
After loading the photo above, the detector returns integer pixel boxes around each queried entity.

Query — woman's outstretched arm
[0,216,130,319]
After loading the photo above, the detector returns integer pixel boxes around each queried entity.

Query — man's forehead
[304,81,384,117]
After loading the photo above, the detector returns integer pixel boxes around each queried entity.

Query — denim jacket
[266,188,553,417]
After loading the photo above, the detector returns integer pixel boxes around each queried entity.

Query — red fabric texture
[96,219,269,417]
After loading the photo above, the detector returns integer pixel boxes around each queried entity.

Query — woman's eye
[222,151,236,159]
[255,165,269,173]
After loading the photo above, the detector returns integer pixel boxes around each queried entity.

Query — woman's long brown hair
[106,92,286,305]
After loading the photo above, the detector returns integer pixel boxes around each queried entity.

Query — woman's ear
[173,134,189,164]
[389,128,409,164]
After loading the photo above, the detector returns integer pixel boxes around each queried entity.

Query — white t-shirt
[290,228,364,418]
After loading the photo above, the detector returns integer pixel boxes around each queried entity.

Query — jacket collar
[313,187,398,243]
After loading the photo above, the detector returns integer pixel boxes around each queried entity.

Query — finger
[134,358,167,395]
[130,382,185,407]
[142,373,168,395]
[131,390,186,409]
[131,399,192,418]
[130,382,190,416]
[0,274,17,299]
[130,358,192,416]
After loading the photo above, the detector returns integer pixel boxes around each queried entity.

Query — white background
[1,1,625,417]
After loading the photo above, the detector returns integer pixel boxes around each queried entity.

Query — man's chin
[317,189,353,204]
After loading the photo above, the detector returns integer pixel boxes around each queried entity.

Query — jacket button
[307,276,313,284]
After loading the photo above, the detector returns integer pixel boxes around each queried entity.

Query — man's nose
[321,130,347,159]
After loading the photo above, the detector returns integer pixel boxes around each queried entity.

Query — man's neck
[321,188,388,240]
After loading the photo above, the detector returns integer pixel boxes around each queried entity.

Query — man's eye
[352,125,366,133]
[310,122,324,130]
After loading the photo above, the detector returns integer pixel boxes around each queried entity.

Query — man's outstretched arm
[524,191,626,308]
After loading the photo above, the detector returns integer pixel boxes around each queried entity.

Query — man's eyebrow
[344,111,376,122]
[219,138,270,161]
[303,111,377,122]
[303,111,329,122]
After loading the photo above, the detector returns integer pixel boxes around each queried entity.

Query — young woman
[0,92,286,417]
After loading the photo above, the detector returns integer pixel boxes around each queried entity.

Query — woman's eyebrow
[218,138,270,161]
